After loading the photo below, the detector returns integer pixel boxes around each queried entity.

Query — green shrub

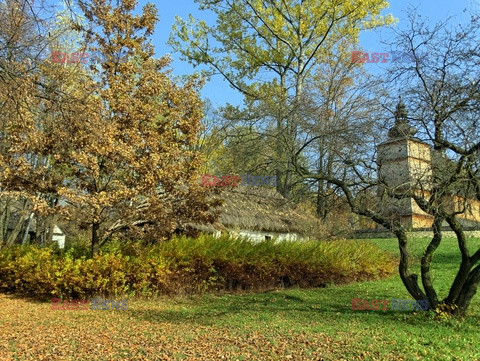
[0,235,395,299]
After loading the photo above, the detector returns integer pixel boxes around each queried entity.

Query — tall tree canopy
[170,0,395,197]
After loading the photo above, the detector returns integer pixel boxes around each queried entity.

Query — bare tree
[293,10,480,317]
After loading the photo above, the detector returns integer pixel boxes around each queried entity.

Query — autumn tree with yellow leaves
[0,0,59,246]
[0,0,218,254]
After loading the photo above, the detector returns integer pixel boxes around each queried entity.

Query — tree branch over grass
[292,9,480,317]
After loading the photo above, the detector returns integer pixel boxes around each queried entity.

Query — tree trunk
[91,222,99,258]
[275,74,288,197]
[316,179,328,220]
[0,200,8,245]
[420,215,442,309]
[453,265,480,317]
[6,214,27,246]
[21,212,34,245]
[1,201,11,244]
[395,229,426,300]
[445,215,472,304]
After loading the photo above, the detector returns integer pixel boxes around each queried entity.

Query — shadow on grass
[128,285,443,328]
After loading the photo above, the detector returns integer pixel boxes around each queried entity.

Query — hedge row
[0,235,396,299]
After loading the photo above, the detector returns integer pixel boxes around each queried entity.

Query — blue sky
[147,0,476,107]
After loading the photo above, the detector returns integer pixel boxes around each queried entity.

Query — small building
[51,225,66,249]
[5,215,66,248]
[192,186,318,242]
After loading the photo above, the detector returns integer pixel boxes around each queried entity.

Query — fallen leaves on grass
[0,294,403,361]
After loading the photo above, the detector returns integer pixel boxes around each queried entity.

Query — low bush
[0,235,395,299]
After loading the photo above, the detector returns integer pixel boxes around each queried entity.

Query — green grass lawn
[1,237,479,360]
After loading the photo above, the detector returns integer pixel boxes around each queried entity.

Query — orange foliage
[0,0,218,250]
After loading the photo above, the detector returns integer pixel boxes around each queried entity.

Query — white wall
[52,225,65,249]
[225,230,304,243]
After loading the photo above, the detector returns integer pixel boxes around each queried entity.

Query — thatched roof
[192,186,318,235]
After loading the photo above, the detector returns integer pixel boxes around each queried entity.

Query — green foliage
[0,235,395,299]
[170,0,396,199]
[169,0,395,99]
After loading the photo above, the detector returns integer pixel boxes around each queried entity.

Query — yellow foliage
[0,0,218,250]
